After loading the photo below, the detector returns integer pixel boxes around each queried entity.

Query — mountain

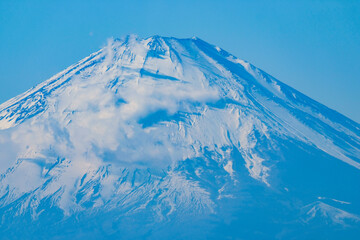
[0,35,359,239]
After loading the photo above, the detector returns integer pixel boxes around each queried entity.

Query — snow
[223,161,234,176]
[303,201,360,225]
[0,35,359,239]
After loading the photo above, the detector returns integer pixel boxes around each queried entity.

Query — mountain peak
[0,36,359,239]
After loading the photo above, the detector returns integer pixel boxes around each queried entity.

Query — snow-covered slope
[0,35,359,239]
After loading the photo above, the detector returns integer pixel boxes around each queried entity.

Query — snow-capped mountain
[0,35,359,239]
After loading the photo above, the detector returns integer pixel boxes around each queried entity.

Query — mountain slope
[0,35,359,239]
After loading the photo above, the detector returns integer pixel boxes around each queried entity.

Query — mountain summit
[0,35,359,239]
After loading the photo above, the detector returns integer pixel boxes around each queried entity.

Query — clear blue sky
[0,0,359,122]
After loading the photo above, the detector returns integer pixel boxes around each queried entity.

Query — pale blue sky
[0,0,359,122]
